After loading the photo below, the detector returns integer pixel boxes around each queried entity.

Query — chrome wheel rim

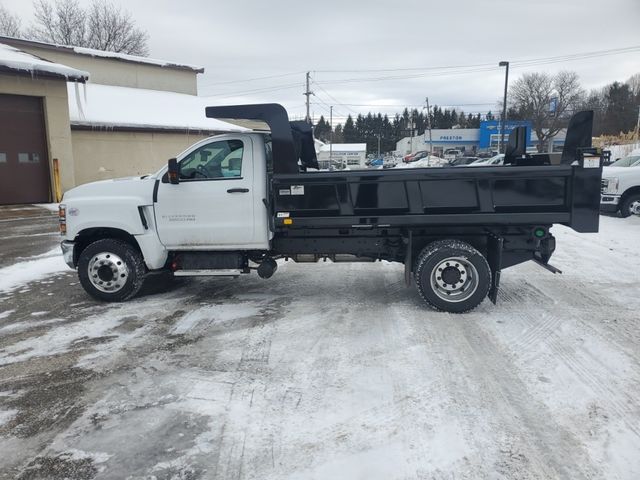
[430,256,479,303]
[87,252,129,293]
[629,200,640,216]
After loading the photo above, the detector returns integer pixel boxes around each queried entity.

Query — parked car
[467,154,505,167]
[403,150,428,163]
[600,153,640,217]
[366,157,384,167]
[449,156,478,167]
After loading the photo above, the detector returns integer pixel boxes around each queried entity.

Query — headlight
[58,204,66,235]
[603,178,619,194]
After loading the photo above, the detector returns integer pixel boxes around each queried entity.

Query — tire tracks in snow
[384,270,601,479]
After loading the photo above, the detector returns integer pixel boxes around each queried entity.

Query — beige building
[0,36,241,205]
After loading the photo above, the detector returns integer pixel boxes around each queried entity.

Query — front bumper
[60,241,75,268]
[600,194,620,213]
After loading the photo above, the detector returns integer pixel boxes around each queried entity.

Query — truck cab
[154,133,270,250]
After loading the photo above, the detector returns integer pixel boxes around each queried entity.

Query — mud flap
[487,235,503,304]
[403,230,413,287]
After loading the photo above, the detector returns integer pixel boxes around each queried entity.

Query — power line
[312,81,360,115]
[313,45,639,74]
[201,82,303,99]
[328,102,497,108]
[311,46,640,86]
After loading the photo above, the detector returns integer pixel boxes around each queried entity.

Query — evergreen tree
[333,124,344,143]
[458,111,467,128]
[343,115,357,143]
[603,82,636,135]
[314,116,332,142]
[450,110,458,128]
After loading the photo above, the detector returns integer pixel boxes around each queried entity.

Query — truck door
[154,136,261,249]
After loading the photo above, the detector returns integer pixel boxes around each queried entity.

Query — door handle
[227,188,249,193]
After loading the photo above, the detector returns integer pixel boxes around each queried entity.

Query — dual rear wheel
[414,239,491,313]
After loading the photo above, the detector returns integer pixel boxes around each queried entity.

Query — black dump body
[206,104,602,284]
[272,158,600,233]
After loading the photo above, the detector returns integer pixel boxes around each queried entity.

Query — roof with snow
[0,42,88,82]
[67,82,248,133]
[318,143,367,152]
[0,36,204,73]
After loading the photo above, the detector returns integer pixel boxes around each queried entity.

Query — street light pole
[499,61,509,153]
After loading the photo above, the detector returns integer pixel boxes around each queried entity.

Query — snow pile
[0,248,68,294]
[0,42,88,80]
[67,83,251,132]
[32,203,60,212]
[395,156,447,168]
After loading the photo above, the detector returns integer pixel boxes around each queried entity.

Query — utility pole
[499,61,509,153]
[377,133,381,157]
[425,97,433,158]
[329,106,334,168]
[410,110,415,154]
[304,72,313,124]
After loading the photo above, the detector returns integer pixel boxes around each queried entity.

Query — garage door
[0,94,51,205]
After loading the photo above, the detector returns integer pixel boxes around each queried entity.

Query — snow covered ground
[0,208,639,479]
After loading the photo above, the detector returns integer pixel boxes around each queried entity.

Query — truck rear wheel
[414,239,491,313]
[78,239,146,302]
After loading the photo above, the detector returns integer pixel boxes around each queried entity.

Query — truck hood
[63,175,157,203]
[602,166,640,179]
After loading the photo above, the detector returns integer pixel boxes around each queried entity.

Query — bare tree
[29,0,86,45]
[86,1,148,55]
[509,71,584,150]
[28,0,149,55]
[626,73,640,97]
[0,3,22,37]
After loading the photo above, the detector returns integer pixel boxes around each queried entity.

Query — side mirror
[167,158,179,184]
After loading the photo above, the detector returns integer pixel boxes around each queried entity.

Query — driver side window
[179,139,244,180]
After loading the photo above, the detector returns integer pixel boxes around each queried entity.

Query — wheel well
[73,228,141,266]
[621,186,640,204]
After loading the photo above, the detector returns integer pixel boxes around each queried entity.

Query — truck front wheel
[414,240,491,313]
[77,239,146,302]
[619,193,640,218]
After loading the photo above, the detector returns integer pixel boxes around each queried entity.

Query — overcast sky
[4,0,640,123]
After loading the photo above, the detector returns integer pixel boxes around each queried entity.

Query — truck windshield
[610,155,640,167]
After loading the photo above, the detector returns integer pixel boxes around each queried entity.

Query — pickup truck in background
[443,149,462,161]
[58,105,602,313]
[600,151,640,217]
